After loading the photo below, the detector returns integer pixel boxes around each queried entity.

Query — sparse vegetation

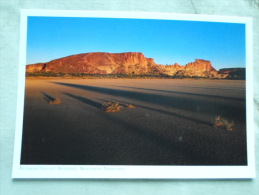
[101,102,136,112]
[26,72,175,79]
[101,102,123,112]
[214,116,234,131]
[26,72,227,79]
[26,72,65,77]
[49,97,62,104]
[224,120,234,131]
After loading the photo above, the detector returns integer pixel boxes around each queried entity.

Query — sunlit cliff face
[26,52,242,79]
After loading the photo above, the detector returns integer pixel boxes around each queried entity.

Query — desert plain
[21,78,247,165]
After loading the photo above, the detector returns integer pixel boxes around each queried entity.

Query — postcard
[12,10,255,179]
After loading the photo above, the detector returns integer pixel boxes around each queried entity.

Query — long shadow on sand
[100,97,212,126]
[176,85,245,92]
[61,93,245,165]
[110,86,245,101]
[52,82,246,121]
[64,93,101,109]
[21,89,247,165]
[42,92,55,103]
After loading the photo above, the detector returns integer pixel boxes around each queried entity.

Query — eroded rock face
[26,52,242,79]
[155,59,222,78]
[185,59,216,72]
[178,59,219,78]
[26,63,46,72]
[26,52,156,74]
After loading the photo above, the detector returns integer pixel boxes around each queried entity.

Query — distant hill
[219,68,245,80]
[26,52,244,79]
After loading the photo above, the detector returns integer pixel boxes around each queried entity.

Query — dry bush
[214,116,234,131]
[214,116,223,127]
[101,102,136,112]
[223,120,234,131]
[49,97,62,104]
[101,102,123,112]
[124,104,136,109]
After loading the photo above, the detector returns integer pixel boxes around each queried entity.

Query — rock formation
[219,68,245,80]
[26,63,46,72]
[26,52,243,79]
[26,52,156,75]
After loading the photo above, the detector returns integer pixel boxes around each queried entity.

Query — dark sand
[21,78,247,165]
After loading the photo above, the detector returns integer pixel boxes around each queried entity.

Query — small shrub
[224,120,234,131]
[214,116,234,131]
[101,102,136,112]
[101,102,123,112]
[214,116,224,127]
[49,97,61,104]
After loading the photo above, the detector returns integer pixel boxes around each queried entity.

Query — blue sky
[26,16,246,70]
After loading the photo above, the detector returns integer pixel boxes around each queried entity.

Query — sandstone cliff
[26,63,46,72]
[27,52,156,75]
[26,52,238,79]
[154,59,224,78]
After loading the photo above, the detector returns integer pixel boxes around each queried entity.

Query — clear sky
[26,16,246,70]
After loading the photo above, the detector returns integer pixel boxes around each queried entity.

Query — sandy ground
[21,78,247,165]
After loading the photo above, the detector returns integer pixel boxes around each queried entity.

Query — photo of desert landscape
[20,15,248,166]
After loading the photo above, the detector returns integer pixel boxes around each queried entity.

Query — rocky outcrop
[26,63,46,72]
[174,59,220,78]
[26,52,156,75]
[154,59,224,78]
[185,59,216,72]
[219,68,245,79]
[26,52,242,79]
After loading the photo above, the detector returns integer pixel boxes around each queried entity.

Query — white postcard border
[13,9,255,179]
